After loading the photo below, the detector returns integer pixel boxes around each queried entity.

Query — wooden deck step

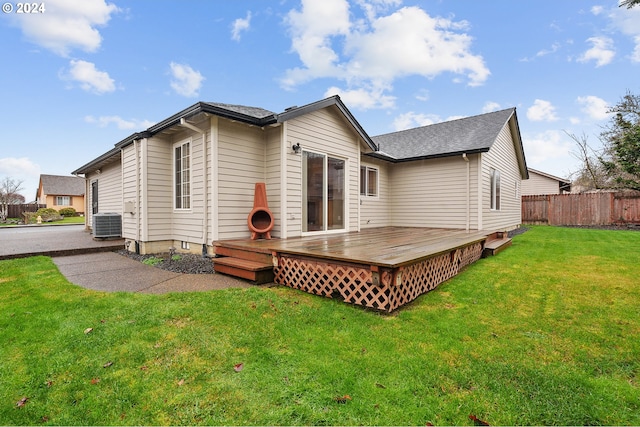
[482,238,512,257]
[213,256,274,284]
[214,245,272,264]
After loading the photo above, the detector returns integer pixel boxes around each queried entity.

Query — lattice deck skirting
[274,241,484,312]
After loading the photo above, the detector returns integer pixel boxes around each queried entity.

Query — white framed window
[360,166,378,197]
[55,196,71,206]
[174,140,191,210]
[491,169,501,211]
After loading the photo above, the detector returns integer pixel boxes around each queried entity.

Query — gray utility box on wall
[92,213,122,238]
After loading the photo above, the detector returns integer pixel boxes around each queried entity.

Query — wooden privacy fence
[522,192,640,226]
[6,204,46,219]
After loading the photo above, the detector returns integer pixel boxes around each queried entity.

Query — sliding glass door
[302,151,345,233]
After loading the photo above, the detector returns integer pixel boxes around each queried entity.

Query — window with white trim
[490,169,501,210]
[55,196,71,206]
[360,166,378,197]
[174,140,191,210]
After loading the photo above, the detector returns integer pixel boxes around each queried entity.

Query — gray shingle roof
[40,174,85,196]
[371,108,516,161]
[203,102,276,120]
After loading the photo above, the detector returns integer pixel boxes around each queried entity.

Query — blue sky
[1,0,639,200]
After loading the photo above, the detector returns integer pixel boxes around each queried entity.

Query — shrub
[58,207,77,217]
[36,208,59,217]
[23,208,63,224]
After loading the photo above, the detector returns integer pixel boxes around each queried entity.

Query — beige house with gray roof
[36,174,85,214]
[72,96,528,255]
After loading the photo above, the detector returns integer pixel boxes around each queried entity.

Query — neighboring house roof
[39,174,85,196]
[72,96,377,175]
[528,168,570,184]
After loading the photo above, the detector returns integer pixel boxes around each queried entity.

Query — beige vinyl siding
[481,124,522,230]
[217,119,267,240]
[145,136,172,241]
[284,122,302,237]
[388,154,480,229]
[521,171,559,195]
[360,157,391,228]
[286,106,361,236]
[87,158,123,231]
[121,143,139,240]
[265,126,282,237]
[166,130,207,244]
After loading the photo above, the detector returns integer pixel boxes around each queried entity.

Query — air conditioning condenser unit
[93,213,122,238]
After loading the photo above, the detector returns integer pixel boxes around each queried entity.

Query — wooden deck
[216,227,488,268]
[214,227,507,312]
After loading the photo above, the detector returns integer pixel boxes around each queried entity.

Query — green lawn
[1,226,638,425]
[0,216,85,227]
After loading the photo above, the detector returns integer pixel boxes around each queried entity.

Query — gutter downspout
[463,153,470,233]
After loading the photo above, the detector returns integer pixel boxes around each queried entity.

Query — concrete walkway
[52,252,250,294]
[0,224,252,293]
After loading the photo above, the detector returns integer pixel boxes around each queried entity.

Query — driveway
[0,224,122,259]
[0,224,252,293]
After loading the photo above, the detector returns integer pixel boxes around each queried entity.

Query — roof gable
[276,95,377,152]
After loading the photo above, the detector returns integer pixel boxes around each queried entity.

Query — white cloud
[63,59,115,94]
[354,0,402,22]
[282,1,489,110]
[605,6,640,62]
[392,112,442,131]
[8,0,119,57]
[344,7,489,85]
[84,115,155,130]
[325,86,395,110]
[0,157,41,177]
[578,36,615,67]
[576,95,610,121]
[522,130,573,165]
[231,11,252,41]
[169,62,205,97]
[482,102,501,113]
[633,35,640,62]
[0,157,41,196]
[527,99,559,122]
[282,0,351,87]
[591,6,604,15]
[391,112,465,131]
[414,89,430,102]
[521,42,561,62]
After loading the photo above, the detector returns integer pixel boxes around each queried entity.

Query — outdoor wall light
[292,142,301,154]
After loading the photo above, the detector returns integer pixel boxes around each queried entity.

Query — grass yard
[0,216,85,227]
[0,226,639,425]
